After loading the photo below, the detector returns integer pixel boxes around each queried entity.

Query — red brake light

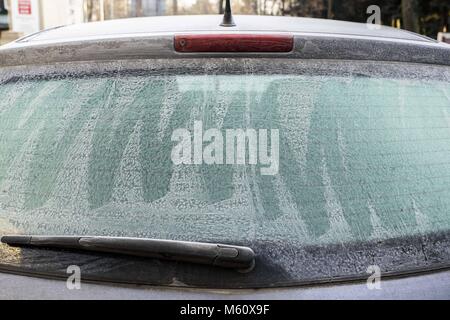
[174,34,294,53]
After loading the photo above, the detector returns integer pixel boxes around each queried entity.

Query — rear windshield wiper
[1,235,256,273]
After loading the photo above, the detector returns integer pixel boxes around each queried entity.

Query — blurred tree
[284,0,447,38]
[286,0,327,17]
[173,0,178,14]
[402,0,420,32]
[85,0,99,21]
[420,0,449,36]
[187,0,215,14]
[236,0,258,14]
[136,0,143,16]
[81,0,448,38]
[0,0,6,14]
[327,0,333,18]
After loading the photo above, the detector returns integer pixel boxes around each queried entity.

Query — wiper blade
[1,235,256,272]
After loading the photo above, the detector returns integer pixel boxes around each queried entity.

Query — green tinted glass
[0,63,449,250]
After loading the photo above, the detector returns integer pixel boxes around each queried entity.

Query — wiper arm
[1,235,256,272]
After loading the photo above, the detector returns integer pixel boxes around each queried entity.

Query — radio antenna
[220,0,236,27]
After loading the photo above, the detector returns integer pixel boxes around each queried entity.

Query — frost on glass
[0,63,450,249]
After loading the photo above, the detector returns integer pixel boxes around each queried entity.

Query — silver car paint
[0,270,449,300]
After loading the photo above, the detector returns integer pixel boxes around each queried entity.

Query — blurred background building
[0,0,449,45]
[84,0,166,21]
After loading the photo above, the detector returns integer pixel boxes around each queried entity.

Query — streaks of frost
[227,167,258,240]
[106,77,149,136]
[17,81,62,129]
[0,80,34,116]
[49,109,99,212]
[209,78,269,240]
[277,78,317,178]
[209,166,254,213]
[2,70,450,245]
[164,164,208,208]
[412,198,432,235]
[438,82,450,102]
[153,83,208,210]
[0,121,44,213]
[318,152,353,244]
[336,118,349,173]
[211,78,234,129]
[208,166,258,241]
[0,216,18,235]
[18,109,103,235]
[112,120,144,204]
[203,79,255,216]
[368,200,391,240]
[157,79,181,142]
[53,79,108,142]
[268,174,310,241]
[398,82,407,129]
[439,85,450,129]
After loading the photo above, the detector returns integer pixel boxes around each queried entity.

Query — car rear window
[0,59,449,287]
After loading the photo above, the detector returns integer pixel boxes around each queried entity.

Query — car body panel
[0,15,449,67]
[8,15,436,45]
[0,269,449,300]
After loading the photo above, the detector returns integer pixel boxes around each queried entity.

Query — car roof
[1,15,449,68]
[11,15,434,46]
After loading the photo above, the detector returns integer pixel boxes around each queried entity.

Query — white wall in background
[40,0,84,29]
[10,0,40,34]
[438,32,450,44]
[10,0,84,35]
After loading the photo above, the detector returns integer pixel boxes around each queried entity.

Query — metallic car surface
[5,15,436,45]
[1,15,449,67]
[0,269,449,300]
